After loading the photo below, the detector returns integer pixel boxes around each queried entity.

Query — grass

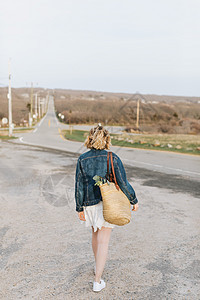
[13,128,34,133]
[62,129,87,143]
[62,129,200,155]
[0,135,17,139]
[0,128,34,134]
[0,128,30,139]
[1,127,33,130]
[14,127,34,131]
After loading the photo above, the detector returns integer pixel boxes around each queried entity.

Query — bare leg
[92,227,98,262]
[95,227,112,283]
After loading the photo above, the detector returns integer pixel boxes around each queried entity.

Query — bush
[190,121,200,134]
[173,112,178,118]
[158,124,175,134]
[0,112,5,119]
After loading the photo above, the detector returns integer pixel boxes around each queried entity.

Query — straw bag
[99,152,131,226]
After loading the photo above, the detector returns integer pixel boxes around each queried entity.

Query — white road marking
[17,96,200,178]
[123,158,200,176]
[17,137,200,177]
[33,113,48,133]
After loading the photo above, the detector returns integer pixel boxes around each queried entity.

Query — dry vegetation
[62,129,200,155]
[1,87,200,135]
[54,89,200,134]
[0,87,48,126]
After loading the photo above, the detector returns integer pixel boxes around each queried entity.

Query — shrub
[158,124,175,134]
[190,121,200,134]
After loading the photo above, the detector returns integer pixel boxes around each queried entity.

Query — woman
[75,124,138,292]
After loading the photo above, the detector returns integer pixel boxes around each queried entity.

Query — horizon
[0,85,200,99]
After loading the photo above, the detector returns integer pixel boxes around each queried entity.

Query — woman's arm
[132,203,139,211]
[78,211,86,220]
[75,158,84,212]
[113,156,138,206]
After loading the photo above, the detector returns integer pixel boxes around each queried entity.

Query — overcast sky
[0,0,200,96]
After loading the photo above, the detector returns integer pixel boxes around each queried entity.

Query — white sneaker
[93,279,106,292]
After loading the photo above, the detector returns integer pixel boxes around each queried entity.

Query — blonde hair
[84,124,111,150]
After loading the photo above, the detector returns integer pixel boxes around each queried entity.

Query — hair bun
[84,124,111,150]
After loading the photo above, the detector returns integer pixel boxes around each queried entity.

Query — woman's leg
[95,227,112,283]
[92,227,98,262]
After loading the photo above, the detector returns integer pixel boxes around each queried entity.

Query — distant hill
[53,89,200,134]
[0,87,200,134]
[53,88,200,103]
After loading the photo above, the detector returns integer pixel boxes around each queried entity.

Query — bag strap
[107,152,110,176]
[107,152,119,191]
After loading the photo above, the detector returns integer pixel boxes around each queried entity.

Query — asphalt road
[1,96,200,299]
[0,140,200,299]
[11,96,200,181]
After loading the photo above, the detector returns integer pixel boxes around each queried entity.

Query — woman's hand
[78,211,86,221]
[132,203,139,211]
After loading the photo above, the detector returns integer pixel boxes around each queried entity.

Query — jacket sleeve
[75,158,84,212]
[114,156,138,205]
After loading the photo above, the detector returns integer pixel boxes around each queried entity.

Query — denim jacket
[75,149,138,212]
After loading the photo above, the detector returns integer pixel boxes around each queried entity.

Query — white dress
[80,201,115,232]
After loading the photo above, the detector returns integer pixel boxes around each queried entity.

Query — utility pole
[45,96,47,113]
[46,93,49,112]
[8,59,13,137]
[30,82,33,126]
[136,98,140,130]
[42,98,45,116]
[35,93,38,121]
[40,98,44,117]
[40,98,42,118]
[38,97,41,119]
